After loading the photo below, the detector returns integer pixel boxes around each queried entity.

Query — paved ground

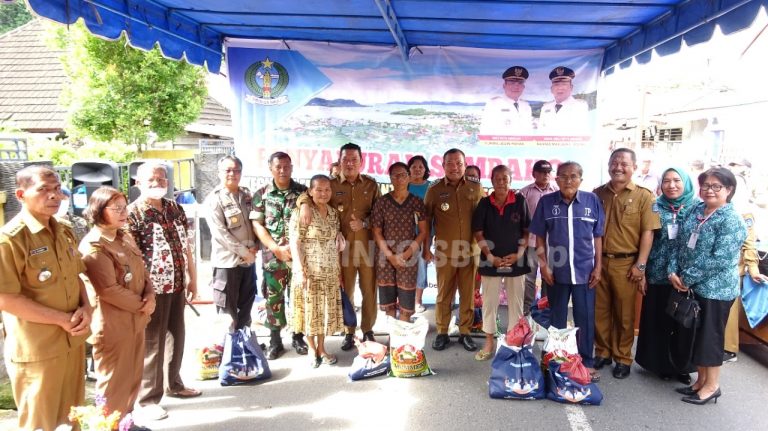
[2,260,768,430]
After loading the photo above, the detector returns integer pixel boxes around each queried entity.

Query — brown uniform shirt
[424,177,485,259]
[79,229,154,345]
[593,181,660,254]
[296,173,381,244]
[0,210,88,362]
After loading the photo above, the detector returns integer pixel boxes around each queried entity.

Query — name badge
[667,223,679,240]
[687,231,699,249]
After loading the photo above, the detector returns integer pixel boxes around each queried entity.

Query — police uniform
[424,177,484,334]
[204,185,258,329]
[79,228,154,421]
[593,181,660,366]
[538,66,590,135]
[479,65,533,135]
[0,209,88,431]
[296,173,381,335]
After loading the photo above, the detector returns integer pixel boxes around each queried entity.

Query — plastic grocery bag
[488,338,545,400]
[219,327,271,386]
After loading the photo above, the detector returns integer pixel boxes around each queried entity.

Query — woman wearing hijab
[636,167,698,384]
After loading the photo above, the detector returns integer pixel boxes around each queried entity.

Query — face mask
[142,186,167,200]
[56,199,70,218]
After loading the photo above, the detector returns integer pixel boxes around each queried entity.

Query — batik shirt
[668,202,747,300]
[250,179,307,271]
[127,198,190,295]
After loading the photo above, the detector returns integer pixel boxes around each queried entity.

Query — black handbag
[665,290,702,329]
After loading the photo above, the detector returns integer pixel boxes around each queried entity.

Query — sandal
[321,354,338,365]
[474,350,493,361]
[309,349,321,368]
[166,387,202,398]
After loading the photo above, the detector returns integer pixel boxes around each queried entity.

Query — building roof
[0,19,230,135]
[0,20,67,132]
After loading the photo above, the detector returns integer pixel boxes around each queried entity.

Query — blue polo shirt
[529,191,605,285]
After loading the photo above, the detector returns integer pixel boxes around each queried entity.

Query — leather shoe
[458,334,478,352]
[675,386,698,396]
[682,388,721,405]
[593,356,612,370]
[432,334,450,351]
[677,373,692,385]
[612,363,631,379]
[266,342,284,360]
[292,335,309,355]
[362,331,376,342]
[340,333,356,351]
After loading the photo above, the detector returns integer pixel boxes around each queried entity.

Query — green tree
[0,1,33,35]
[53,23,207,152]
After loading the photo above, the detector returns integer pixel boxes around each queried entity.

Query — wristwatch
[636,263,647,272]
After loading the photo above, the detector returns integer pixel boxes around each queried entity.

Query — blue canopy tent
[25,0,768,74]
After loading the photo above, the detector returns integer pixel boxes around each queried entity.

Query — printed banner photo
[226,40,604,189]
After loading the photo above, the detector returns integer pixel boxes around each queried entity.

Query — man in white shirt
[538,66,589,135]
[479,66,533,135]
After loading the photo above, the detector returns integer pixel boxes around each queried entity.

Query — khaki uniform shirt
[296,173,381,244]
[79,229,154,345]
[204,185,258,268]
[424,177,485,258]
[0,210,88,362]
[593,181,660,254]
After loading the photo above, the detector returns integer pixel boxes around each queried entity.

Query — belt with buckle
[602,252,638,259]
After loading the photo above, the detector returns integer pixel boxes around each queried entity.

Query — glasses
[390,172,409,180]
[700,183,724,192]
[557,175,582,183]
[106,205,128,214]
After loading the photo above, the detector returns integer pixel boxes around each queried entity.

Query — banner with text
[226,40,604,189]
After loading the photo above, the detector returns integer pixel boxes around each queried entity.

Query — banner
[226,40,603,189]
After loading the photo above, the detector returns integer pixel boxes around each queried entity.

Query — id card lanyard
[667,204,683,239]
[687,209,716,249]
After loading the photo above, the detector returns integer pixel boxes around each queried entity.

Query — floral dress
[290,206,344,336]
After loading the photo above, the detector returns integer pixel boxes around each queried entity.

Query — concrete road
[136,302,768,431]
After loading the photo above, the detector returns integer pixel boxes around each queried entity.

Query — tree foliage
[0,1,33,35]
[53,23,208,152]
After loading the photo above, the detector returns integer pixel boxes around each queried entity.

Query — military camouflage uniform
[249,180,307,330]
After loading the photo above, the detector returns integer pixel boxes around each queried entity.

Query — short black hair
[490,164,510,179]
[339,142,362,159]
[309,174,331,190]
[443,148,465,161]
[388,162,408,176]
[16,165,59,189]
[466,165,481,177]
[699,167,737,202]
[268,152,291,165]
[407,155,430,180]
[609,148,636,164]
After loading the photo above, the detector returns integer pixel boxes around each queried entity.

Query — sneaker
[133,404,168,422]
[723,351,738,363]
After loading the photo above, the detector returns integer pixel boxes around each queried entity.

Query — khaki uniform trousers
[724,296,741,353]
[481,275,525,335]
[93,327,145,419]
[341,239,377,334]
[435,256,477,334]
[595,256,636,365]
[7,346,85,431]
